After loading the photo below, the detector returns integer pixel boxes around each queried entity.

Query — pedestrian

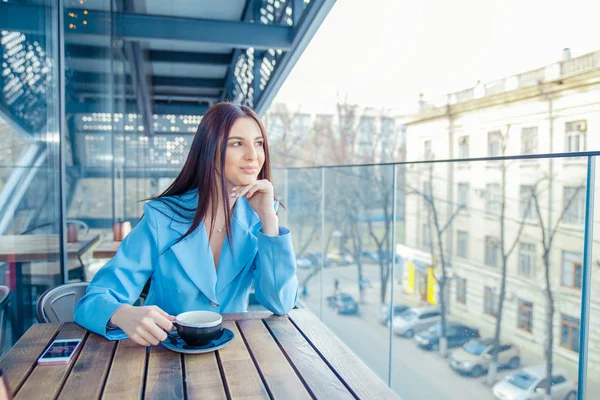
[334,278,339,294]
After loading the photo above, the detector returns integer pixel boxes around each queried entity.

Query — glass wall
[0,1,203,351]
[0,0,61,351]
[279,154,597,399]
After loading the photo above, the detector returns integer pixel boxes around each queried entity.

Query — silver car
[492,364,577,400]
[378,304,411,326]
[392,306,440,337]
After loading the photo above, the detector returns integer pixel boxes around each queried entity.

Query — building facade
[403,50,600,375]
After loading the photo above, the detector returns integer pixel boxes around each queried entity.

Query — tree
[405,163,463,356]
[531,177,584,398]
[487,126,531,384]
[266,100,405,303]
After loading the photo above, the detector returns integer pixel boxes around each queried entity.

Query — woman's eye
[231,141,242,147]
[255,141,264,147]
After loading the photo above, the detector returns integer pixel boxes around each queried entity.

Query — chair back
[0,286,13,354]
[36,282,89,323]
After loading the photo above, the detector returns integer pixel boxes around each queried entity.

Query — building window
[293,114,311,135]
[485,237,499,267]
[519,243,535,276]
[424,140,433,160]
[458,183,469,210]
[560,314,580,353]
[422,223,432,248]
[565,120,586,153]
[269,116,285,141]
[519,185,535,220]
[561,251,582,289]
[517,300,533,333]
[521,127,538,154]
[563,187,585,225]
[456,231,468,258]
[458,136,469,158]
[484,286,498,317]
[485,183,501,215]
[456,277,467,304]
[488,131,502,157]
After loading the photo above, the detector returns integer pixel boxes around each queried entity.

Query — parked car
[392,306,440,337]
[378,303,411,326]
[361,250,401,264]
[296,256,313,269]
[414,323,480,351]
[326,293,359,315]
[326,251,354,265]
[306,252,332,268]
[492,365,577,400]
[449,338,521,377]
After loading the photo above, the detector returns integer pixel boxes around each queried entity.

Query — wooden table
[91,239,120,259]
[0,234,100,336]
[0,310,399,400]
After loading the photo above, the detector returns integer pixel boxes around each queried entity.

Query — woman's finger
[151,306,172,319]
[235,184,254,198]
[150,308,175,332]
[138,327,160,346]
[131,333,151,347]
[146,319,169,343]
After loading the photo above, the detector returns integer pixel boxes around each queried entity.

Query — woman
[74,103,298,347]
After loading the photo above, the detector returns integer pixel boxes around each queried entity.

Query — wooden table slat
[146,346,184,400]
[102,339,147,400]
[218,321,270,399]
[14,325,87,400]
[222,311,274,322]
[2,312,400,400]
[264,316,355,400]
[58,333,117,399]
[238,318,312,399]
[0,323,60,392]
[288,309,399,400]
[183,352,227,400]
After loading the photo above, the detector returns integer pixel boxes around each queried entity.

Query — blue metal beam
[0,3,293,50]
[70,72,223,89]
[149,50,232,66]
[69,168,181,179]
[67,100,209,115]
[67,45,232,66]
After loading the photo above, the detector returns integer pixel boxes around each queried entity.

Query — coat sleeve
[251,225,298,315]
[74,203,159,340]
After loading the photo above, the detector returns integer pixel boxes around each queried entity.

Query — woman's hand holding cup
[110,305,176,347]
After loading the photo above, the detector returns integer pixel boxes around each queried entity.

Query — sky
[273,0,599,115]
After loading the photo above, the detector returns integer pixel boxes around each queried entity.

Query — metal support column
[578,156,595,400]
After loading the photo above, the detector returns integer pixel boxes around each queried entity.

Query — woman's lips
[240,167,257,174]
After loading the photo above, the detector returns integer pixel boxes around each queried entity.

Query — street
[297,263,520,400]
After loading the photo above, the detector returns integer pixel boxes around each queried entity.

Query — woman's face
[222,117,265,188]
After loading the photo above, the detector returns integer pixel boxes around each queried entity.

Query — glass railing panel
[305,164,397,383]
[392,155,585,400]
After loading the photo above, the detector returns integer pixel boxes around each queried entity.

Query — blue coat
[74,191,298,340]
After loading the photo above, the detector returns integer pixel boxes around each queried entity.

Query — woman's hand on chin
[231,179,276,219]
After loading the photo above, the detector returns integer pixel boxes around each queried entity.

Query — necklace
[216,226,225,233]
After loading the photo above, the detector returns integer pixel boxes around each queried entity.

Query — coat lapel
[216,197,259,296]
[166,195,261,304]
[169,217,219,305]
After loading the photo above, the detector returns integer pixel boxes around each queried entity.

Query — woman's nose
[245,146,257,160]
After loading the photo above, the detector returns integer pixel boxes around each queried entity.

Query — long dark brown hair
[149,102,272,245]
